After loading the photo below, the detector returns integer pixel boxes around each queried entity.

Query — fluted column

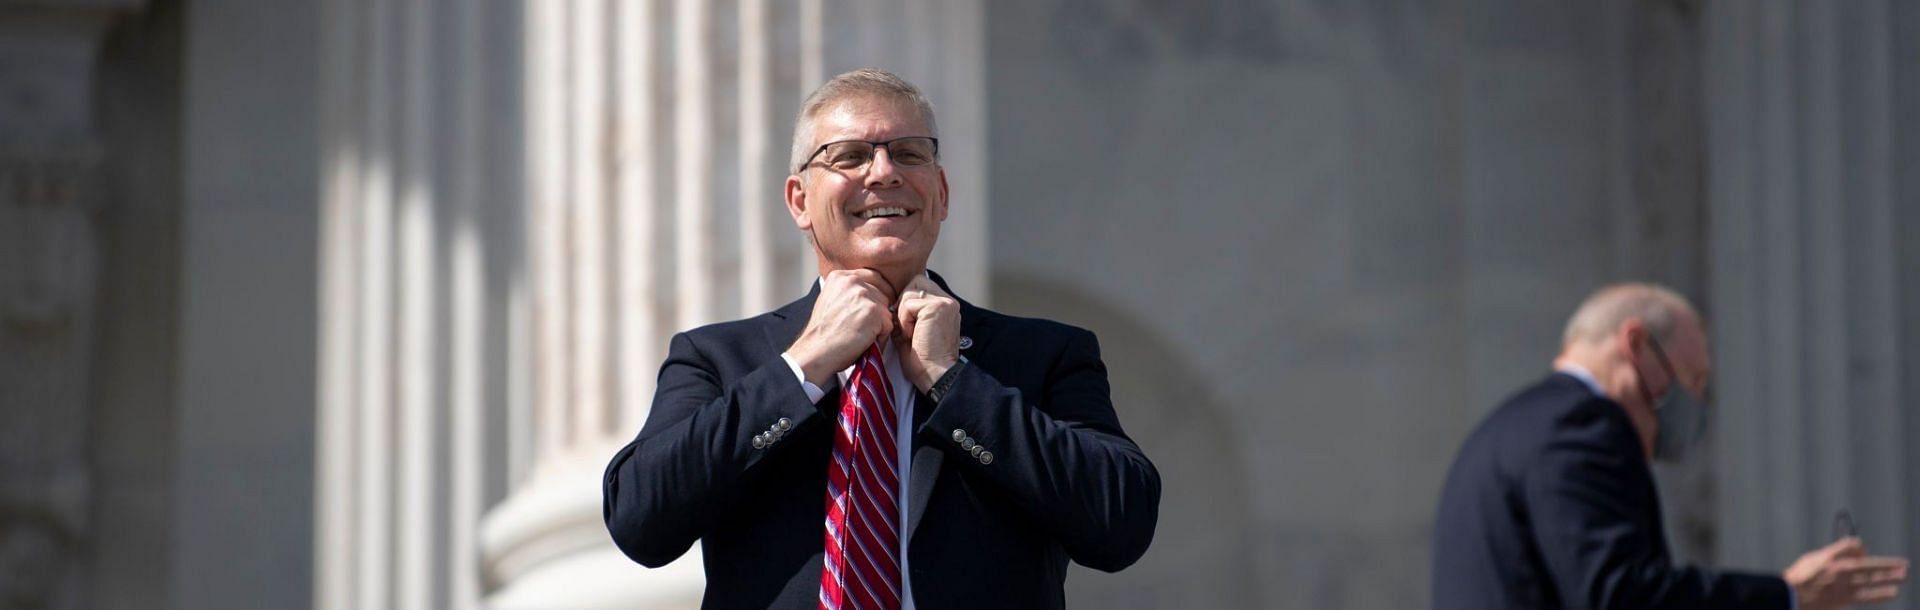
[739,0,775,315]
[316,0,509,608]
[444,0,493,606]
[346,0,396,607]
[526,0,572,471]
[615,0,665,446]
[1706,0,1918,593]
[314,0,362,605]
[393,0,441,606]
[674,0,717,331]
[568,0,613,449]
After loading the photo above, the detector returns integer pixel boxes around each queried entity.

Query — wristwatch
[928,355,968,403]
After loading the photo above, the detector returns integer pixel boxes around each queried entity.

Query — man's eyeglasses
[798,136,939,173]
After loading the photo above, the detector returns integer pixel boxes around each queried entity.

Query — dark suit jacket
[603,273,1161,609]
[1431,372,1790,610]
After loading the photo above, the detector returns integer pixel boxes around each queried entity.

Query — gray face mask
[1637,336,1709,462]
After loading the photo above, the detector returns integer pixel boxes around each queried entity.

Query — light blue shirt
[1554,362,1607,398]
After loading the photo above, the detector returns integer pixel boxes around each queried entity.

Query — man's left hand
[894,274,961,392]
[1784,537,1910,610]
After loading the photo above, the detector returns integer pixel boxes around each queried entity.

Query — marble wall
[979,0,1867,607]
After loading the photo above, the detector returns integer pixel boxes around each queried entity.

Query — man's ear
[934,167,950,222]
[1617,319,1647,364]
[784,174,812,230]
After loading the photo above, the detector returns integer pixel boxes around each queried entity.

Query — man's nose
[864,146,903,189]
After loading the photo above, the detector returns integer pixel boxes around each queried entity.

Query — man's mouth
[857,207,913,220]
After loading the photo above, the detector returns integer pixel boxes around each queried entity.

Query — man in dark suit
[1432,283,1908,610]
[602,68,1160,609]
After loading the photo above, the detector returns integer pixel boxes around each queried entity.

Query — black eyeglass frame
[796,136,940,173]
[1644,335,1713,404]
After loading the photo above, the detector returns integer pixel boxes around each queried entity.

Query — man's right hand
[786,269,896,385]
[1784,537,1909,610]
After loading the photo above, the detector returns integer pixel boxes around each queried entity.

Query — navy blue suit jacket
[1431,373,1791,610]
[603,273,1161,609]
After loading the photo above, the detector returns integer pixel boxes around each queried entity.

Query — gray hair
[789,68,939,174]
[1562,282,1698,348]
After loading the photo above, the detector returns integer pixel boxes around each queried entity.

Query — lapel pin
[958,336,973,350]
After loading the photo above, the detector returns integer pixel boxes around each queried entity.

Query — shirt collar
[1554,362,1607,398]
[812,269,932,291]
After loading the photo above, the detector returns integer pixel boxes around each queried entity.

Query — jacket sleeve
[602,330,823,567]
[1523,414,1792,610]
[920,327,1161,572]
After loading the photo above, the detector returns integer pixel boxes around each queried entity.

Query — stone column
[315,0,512,608]
[1705,0,1920,594]
[478,0,689,605]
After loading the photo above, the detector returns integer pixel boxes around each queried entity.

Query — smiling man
[603,68,1162,610]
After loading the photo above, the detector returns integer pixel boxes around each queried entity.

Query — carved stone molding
[0,2,141,608]
[1,155,101,337]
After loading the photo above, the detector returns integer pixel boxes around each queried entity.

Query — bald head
[1561,283,1700,350]
[1554,283,1711,457]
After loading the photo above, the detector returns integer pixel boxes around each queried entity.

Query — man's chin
[830,243,932,272]
[860,235,933,255]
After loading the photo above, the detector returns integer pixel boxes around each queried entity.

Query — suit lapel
[906,457,943,542]
[930,270,1004,356]
[763,282,820,356]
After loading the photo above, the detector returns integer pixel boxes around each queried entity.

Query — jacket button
[751,435,767,449]
[961,438,976,451]
[969,445,984,458]
[952,429,966,443]
[978,451,993,465]
[777,417,793,431]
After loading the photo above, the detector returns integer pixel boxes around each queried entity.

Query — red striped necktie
[818,343,903,610]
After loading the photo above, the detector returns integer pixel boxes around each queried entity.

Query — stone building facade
[1,1,1915,609]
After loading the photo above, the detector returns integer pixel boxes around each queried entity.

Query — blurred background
[2,0,1916,608]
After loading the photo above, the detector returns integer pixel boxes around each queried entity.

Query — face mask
[1638,336,1709,462]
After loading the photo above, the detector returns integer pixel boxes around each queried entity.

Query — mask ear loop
[1629,333,1669,411]
[1644,335,1681,399]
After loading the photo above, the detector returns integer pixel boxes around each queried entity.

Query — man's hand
[1784,537,1909,610]
[894,274,961,392]
[787,269,896,385]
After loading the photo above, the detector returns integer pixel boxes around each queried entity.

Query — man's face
[784,96,948,276]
